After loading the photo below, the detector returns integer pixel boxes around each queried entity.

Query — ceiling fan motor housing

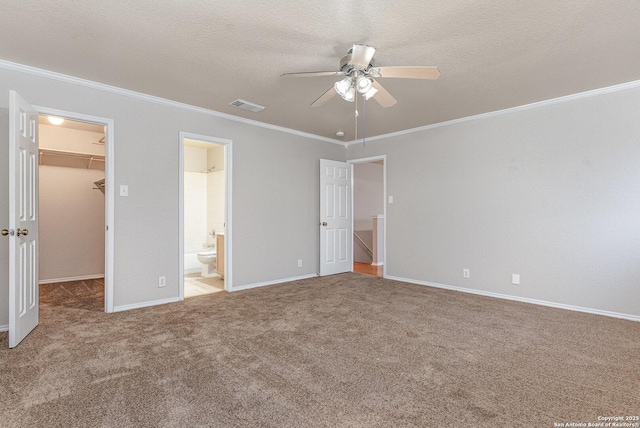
[340,54,375,76]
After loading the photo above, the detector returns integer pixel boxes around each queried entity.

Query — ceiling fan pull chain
[354,95,359,141]
[362,96,366,147]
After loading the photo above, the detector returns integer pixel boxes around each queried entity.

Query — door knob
[321,222,328,226]
[1,229,13,236]
[16,228,28,236]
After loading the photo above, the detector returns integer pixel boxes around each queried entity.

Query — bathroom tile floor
[184,273,225,298]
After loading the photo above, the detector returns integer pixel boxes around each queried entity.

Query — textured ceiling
[1,1,640,142]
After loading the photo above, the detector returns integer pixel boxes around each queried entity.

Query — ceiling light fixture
[334,77,353,98]
[47,116,64,125]
[334,73,377,103]
[355,75,373,94]
[343,86,356,102]
[363,87,378,101]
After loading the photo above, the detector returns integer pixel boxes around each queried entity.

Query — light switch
[388,196,394,204]
[119,185,129,197]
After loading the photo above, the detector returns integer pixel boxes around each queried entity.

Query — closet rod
[38,148,105,162]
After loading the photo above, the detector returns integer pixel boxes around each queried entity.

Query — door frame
[348,155,387,278]
[178,132,233,296]
[35,106,115,312]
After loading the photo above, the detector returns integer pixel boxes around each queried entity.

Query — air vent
[228,99,266,113]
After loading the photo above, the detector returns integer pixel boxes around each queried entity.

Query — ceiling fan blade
[373,66,440,80]
[349,44,376,68]
[281,71,343,77]
[371,80,397,108]
[311,86,337,107]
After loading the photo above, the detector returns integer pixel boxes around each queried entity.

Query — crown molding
[0,59,344,146]
[346,79,640,146]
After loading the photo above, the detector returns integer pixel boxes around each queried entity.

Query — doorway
[349,156,386,278]
[179,132,232,298]
[36,108,115,312]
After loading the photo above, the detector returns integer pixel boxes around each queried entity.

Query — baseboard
[40,274,104,285]
[113,297,182,313]
[371,262,384,266]
[0,324,8,332]
[385,275,640,323]
[231,273,319,292]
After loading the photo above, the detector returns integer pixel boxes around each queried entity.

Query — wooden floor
[353,262,383,277]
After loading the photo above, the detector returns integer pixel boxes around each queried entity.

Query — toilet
[197,249,217,277]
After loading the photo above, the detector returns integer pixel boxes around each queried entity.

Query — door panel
[319,159,352,276]
[8,90,39,348]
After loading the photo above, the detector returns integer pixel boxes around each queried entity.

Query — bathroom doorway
[179,133,232,297]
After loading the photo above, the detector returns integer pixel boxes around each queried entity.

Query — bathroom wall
[207,169,225,242]
[183,146,208,254]
[184,144,225,255]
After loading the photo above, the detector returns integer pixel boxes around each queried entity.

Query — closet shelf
[39,148,105,171]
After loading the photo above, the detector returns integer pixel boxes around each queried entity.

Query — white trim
[386,275,640,323]
[0,59,343,146]
[179,132,233,296]
[0,324,7,332]
[231,274,318,292]
[5,59,639,148]
[345,79,640,146]
[40,274,104,285]
[348,155,387,278]
[113,297,182,313]
[34,106,115,313]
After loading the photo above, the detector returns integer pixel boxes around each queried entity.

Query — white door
[319,159,352,276]
[7,90,39,348]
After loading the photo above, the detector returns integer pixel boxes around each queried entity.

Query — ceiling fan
[281,43,440,108]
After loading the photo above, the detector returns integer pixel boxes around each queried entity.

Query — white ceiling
[2,1,640,142]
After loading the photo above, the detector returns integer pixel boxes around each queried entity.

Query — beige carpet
[0,274,638,427]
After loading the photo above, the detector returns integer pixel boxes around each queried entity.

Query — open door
[7,90,39,348]
[319,159,352,276]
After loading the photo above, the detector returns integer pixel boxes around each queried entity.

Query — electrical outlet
[463,269,470,278]
[298,259,303,268]
[512,274,520,285]
[158,276,166,287]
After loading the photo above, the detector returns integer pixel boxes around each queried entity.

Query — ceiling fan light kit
[363,86,378,101]
[282,43,440,108]
[355,75,373,93]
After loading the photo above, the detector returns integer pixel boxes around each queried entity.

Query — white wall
[347,84,640,319]
[206,169,225,240]
[38,124,105,282]
[39,166,105,281]
[183,145,225,255]
[0,63,344,325]
[183,171,207,253]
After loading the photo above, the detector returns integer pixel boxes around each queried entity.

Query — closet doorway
[37,114,110,312]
